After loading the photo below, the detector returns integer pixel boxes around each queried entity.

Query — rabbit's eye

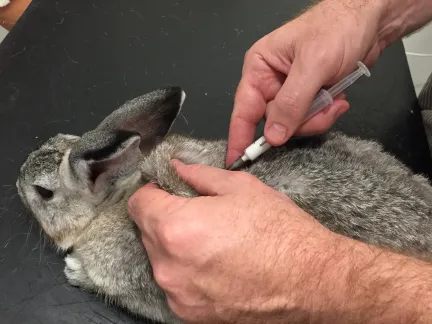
[34,185,54,200]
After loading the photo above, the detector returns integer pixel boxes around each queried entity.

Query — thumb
[171,160,236,196]
[264,60,328,146]
[128,183,182,230]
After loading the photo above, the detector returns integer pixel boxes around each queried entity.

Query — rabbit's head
[17,87,185,249]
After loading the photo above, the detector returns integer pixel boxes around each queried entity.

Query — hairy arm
[241,220,432,324]
[301,2,432,319]
[378,0,432,47]
[273,230,432,324]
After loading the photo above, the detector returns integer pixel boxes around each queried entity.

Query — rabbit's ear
[68,130,141,193]
[95,87,185,153]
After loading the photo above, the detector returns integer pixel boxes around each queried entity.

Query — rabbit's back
[57,129,432,323]
[248,132,432,258]
[144,132,432,259]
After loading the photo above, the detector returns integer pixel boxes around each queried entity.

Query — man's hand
[129,161,432,323]
[129,160,336,323]
[226,0,387,166]
[227,0,432,167]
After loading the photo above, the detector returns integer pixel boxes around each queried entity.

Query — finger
[334,92,346,101]
[227,48,287,167]
[264,59,329,146]
[172,160,237,196]
[294,99,349,136]
[227,76,267,166]
[264,90,347,121]
[128,183,183,230]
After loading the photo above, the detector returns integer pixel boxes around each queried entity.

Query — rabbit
[16,86,432,324]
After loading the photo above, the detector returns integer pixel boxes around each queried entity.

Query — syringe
[227,61,371,171]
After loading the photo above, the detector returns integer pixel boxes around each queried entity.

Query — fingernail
[232,150,243,159]
[146,181,161,189]
[336,105,349,119]
[170,159,184,168]
[226,150,243,167]
[267,123,287,142]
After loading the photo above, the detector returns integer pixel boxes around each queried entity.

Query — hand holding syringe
[227,61,371,171]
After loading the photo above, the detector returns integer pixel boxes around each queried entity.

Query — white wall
[403,23,432,95]
[0,25,7,41]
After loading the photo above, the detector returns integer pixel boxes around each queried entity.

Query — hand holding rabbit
[130,160,432,324]
[129,160,333,323]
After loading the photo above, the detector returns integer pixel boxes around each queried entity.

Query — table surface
[0,0,431,323]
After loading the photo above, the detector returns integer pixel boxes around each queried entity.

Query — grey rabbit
[16,87,432,324]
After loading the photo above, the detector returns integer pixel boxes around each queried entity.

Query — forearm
[310,0,432,51]
[245,212,432,324]
[307,233,432,323]
[378,0,432,47]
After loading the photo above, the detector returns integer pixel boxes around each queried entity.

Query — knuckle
[126,199,135,217]
[127,195,143,218]
[153,264,175,291]
[243,48,258,67]
[233,171,258,186]
[156,221,180,249]
[318,52,334,67]
[243,48,252,61]
[314,123,331,134]
[243,39,264,64]
[275,94,300,114]
[306,48,341,75]
[156,219,198,253]
[167,298,188,321]
[127,194,138,211]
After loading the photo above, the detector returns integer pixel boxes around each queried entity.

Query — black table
[0,1,430,323]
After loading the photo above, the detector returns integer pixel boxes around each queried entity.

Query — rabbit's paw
[64,255,92,289]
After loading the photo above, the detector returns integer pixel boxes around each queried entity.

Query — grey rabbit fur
[16,87,432,323]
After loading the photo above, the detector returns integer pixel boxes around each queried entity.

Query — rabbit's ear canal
[69,130,142,193]
[68,87,185,194]
[95,87,185,152]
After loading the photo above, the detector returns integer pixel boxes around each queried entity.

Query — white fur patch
[64,255,86,286]
[65,255,81,271]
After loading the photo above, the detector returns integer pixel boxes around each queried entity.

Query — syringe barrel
[305,61,371,119]
[305,89,334,121]
[328,70,362,97]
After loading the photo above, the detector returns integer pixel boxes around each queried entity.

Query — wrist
[378,0,432,48]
